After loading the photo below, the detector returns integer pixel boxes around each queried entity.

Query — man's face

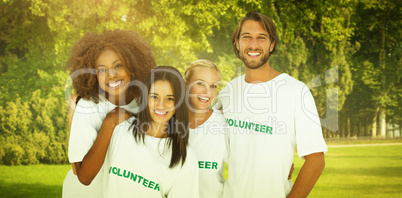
[236,20,275,70]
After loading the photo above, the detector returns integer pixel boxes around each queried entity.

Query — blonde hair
[184,59,221,83]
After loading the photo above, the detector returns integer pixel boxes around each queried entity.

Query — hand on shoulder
[104,107,134,126]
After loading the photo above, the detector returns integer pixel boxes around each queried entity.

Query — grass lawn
[0,143,401,197]
[293,144,402,197]
[0,164,71,198]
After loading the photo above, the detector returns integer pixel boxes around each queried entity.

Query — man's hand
[288,163,295,179]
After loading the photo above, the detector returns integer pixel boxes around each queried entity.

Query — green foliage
[344,0,401,137]
[2,142,24,165]
[0,0,400,164]
[0,98,32,136]
[0,89,68,165]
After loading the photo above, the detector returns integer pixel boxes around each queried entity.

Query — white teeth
[248,52,260,56]
[108,80,122,88]
[154,110,168,115]
[198,96,210,102]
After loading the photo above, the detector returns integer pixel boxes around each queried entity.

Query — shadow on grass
[327,155,402,159]
[323,166,402,178]
[314,183,402,197]
[0,180,61,198]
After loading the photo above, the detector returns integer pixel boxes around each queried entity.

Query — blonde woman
[185,59,228,198]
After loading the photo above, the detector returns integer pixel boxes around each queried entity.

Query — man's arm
[287,152,325,198]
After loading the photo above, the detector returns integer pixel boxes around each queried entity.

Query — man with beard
[218,11,327,197]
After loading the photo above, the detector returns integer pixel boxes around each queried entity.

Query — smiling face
[96,49,131,103]
[236,20,275,70]
[148,80,176,125]
[187,67,220,111]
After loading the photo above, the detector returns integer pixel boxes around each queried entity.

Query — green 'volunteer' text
[225,118,273,134]
[109,166,160,191]
[198,161,218,169]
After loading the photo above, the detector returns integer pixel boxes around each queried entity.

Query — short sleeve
[295,86,328,159]
[212,98,223,112]
[68,100,103,163]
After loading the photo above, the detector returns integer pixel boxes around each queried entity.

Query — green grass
[325,137,402,145]
[1,144,401,197]
[293,144,402,198]
[0,164,71,198]
[223,144,402,197]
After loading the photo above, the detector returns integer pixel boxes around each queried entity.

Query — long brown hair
[132,66,189,168]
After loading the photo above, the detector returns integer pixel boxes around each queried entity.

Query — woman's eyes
[196,81,218,88]
[97,64,122,73]
[150,95,174,101]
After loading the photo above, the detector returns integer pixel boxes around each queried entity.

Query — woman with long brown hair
[102,66,199,197]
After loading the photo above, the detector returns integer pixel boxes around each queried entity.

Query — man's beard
[240,46,271,70]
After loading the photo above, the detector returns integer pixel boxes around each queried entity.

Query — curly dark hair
[66,29,156,103]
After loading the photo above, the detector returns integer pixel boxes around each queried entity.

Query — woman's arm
[74,107,132,185]
[67,93,78,174]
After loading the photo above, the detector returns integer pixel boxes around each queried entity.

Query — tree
[351,0,401,138]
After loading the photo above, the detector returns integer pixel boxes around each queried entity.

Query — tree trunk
[364,116,368,136]
[347,117,351,138]
[379,107,386,138]
[372,107,379,138]
[400,120,402,138]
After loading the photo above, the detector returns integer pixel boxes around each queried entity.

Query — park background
[0,0,401,197]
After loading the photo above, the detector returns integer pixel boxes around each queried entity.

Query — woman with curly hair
[62,29,156,198]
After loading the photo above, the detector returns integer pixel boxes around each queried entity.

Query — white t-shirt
[220,74,328,198]
[103,117,199,198]
[189,111,228,198]
[63,98,139,198]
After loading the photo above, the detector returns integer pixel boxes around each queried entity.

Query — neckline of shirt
[242,73,287,85]
[190,110,216,130]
